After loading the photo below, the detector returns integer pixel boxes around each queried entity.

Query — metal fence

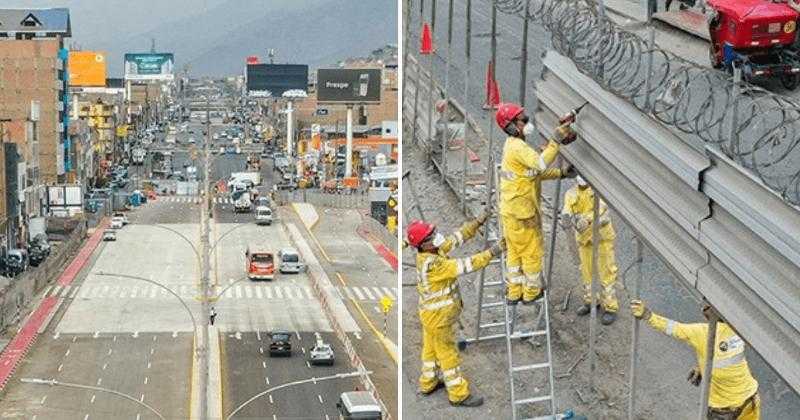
[274,189,368,210]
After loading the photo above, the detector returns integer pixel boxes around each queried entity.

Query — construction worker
[561,176,618,324]
[630,300,760,419]
[386,182,398,235]
[407,213,504,407]
[496,102,576,305]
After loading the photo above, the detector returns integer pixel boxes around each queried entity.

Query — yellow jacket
[417,219,493,328]
[562,185,615,246]
[648,313,759,408]
[500,136,562,220]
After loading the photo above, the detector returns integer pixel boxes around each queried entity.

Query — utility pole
[198,92,212,420]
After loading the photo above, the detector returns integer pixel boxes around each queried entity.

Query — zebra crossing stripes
[156,196,201,204]
[43,283,398,302]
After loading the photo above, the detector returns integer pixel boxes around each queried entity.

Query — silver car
[308,341,334,366]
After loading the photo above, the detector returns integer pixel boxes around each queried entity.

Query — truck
[132,148,146,165]
[227,172,261,188]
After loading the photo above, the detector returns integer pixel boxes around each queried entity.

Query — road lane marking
[150,287,157,298]
[306,361,311,368]
[353,287,365,300]
[235,286,242,299]
[97,378,102,385]
[269,394,273,404]
[133,331,139,338]
[362,287,375,300]
[84,414,89,420]
[147,362,151,369]
[256,330,261,341]
[264,287,272,298]
[259,347,264,354]
[65,349,70,357]
[153,335,157,342]
[303,286,313,299]
[144,377,148,384]
[140,393,145,402]
[262,361,266,368]
[90,394,96,404]
[93,332,99,339]
[150,348,155,355]
[318,395,324,404]
[131,286,138,298]
[40,395,47,405]
[275,288,282,299]
[371,287,384,299]
[70,286,80,298]
[108,348,113,355]
[102,363,107,370]
[173,331,178,338]
[53,332,60,339]
[382,287,396,299]
[373,306,381,314]
[255,286,262,299]
[52,285,62,296]
[113,335,117,342]
[245,285,253,298]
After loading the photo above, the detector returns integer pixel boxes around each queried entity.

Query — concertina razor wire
[480,0,800,206]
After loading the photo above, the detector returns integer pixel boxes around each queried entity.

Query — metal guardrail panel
[697,258,800,393]
[537,51,800,393]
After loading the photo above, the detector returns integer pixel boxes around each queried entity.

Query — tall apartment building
[0,8,71,184]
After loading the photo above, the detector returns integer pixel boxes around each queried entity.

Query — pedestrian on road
[561,176,619,324]
[630,300,760,419]
[496,102,577,306]
[209,306,217,326]
[406,213,505,407]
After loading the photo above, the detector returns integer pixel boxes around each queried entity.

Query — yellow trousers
[708,393,760,420]
[419,322,470,403]
[502,214,543,302]
[577,239,619,312]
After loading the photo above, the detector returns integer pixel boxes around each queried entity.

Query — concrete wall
[275,189,368,210]
[0,221,85,333]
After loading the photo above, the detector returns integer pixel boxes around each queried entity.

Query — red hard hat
[495,103,524,130]
[406,220,436,248]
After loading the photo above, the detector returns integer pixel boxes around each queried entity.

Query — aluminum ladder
[463,163,560,420]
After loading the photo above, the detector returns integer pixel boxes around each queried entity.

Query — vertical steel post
[643,26,655,112]
[698,315,718,419]
[588,188,601,391]
[519,0,531,107]
[462,0,472,214]
[627,236,644,420]
[442,0,454,183]
[728,65,741,157]
[543,157,563,291]
[412,57,421,146]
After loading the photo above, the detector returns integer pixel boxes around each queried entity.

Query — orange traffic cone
[484,61,501,109]
[420,23,434,55]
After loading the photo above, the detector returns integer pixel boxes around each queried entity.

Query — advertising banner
[69,51,107,87]
[245,64,308,96]
[124,53,175,81]
[317,68,382,104]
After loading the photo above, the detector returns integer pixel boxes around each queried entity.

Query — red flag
[484,61,501,109]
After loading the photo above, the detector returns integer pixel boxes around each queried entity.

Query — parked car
[268,331,292,357]
[30,233,51,255]
[308,340,334,366]
[278,248,305,274]
[3,249,28,277]
[103,229,117,241]
[28,246,47,267]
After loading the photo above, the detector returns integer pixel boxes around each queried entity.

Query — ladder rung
[510,330,547,340]
[483,280,503,287]
[479,321,506,329]
[480,301,505,309]
[514,395,552,406]
[512,362,550,373]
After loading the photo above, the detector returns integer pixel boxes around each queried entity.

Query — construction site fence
[275,189,369,210]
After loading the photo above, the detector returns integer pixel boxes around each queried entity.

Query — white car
[188,137,196,144]
[103,229,117,241]
[255,206,273,225]
[111,216,124,229]
[278,248,305,273]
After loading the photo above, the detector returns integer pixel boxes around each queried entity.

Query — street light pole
[199,92,212,420]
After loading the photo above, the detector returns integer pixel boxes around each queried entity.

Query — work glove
[630,299,652,320]
[488,239,506,257]
[553,123,577,145]
[476,208,492,226]
[562,163,578,179]
[575,215,590,232]
[687,367,702,387]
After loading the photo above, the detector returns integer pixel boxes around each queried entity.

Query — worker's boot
[450,394,484,407]
[601,310,617,325]
[576,303,592,316]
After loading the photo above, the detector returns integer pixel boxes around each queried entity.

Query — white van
[336,391,382,420]
[278,248,305,274]
[255,206,273,225]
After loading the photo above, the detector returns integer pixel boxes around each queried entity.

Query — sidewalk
[0,219,107,391]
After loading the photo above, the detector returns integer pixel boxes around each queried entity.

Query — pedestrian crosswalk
[44,283,398,302]
[153,196,262,205]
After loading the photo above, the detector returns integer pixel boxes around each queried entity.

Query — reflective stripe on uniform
[445,377,463,387]
[507,274,525,284]
[420,298,455,311]
[714,351,746,369]
[419,284,455,301]
[665,320,676,336]
[453,231,464,246]
[500,169,539,180]
[422,361,437,368]
[421,371,437,378]
[538,155,546,171]
[463,258,473,273]
[507,265,521,273]
[418,257,435,289]
[455,259,465,276]
[525,272,542,287]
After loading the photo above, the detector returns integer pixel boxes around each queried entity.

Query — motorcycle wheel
[780,74,800,90]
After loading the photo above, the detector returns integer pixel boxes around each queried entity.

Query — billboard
[124,53,175,81]
[246,55,259,64]
[69,51,107,87]
[317,69,382,103]
[246,64,308,96]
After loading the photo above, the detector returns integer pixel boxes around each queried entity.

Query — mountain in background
[104,0,397,77]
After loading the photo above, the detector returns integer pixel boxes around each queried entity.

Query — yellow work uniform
[417,219,493,403]
[499,136,561,302]
[387,195,398,234]
[562,185,619,312]
[647,313,760,419]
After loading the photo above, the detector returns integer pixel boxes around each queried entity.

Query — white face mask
[576,176,588,187]
[431,232,446,248]
[522,122,536,137]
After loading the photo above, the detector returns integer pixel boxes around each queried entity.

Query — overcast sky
[4,0,398,76]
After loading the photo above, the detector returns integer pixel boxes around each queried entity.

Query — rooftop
[0,8,71,37]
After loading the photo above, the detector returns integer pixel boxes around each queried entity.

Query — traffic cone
[483,61,501,109]
[420,23,434,55]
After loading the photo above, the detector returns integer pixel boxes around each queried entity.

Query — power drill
[559,102,589,125]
